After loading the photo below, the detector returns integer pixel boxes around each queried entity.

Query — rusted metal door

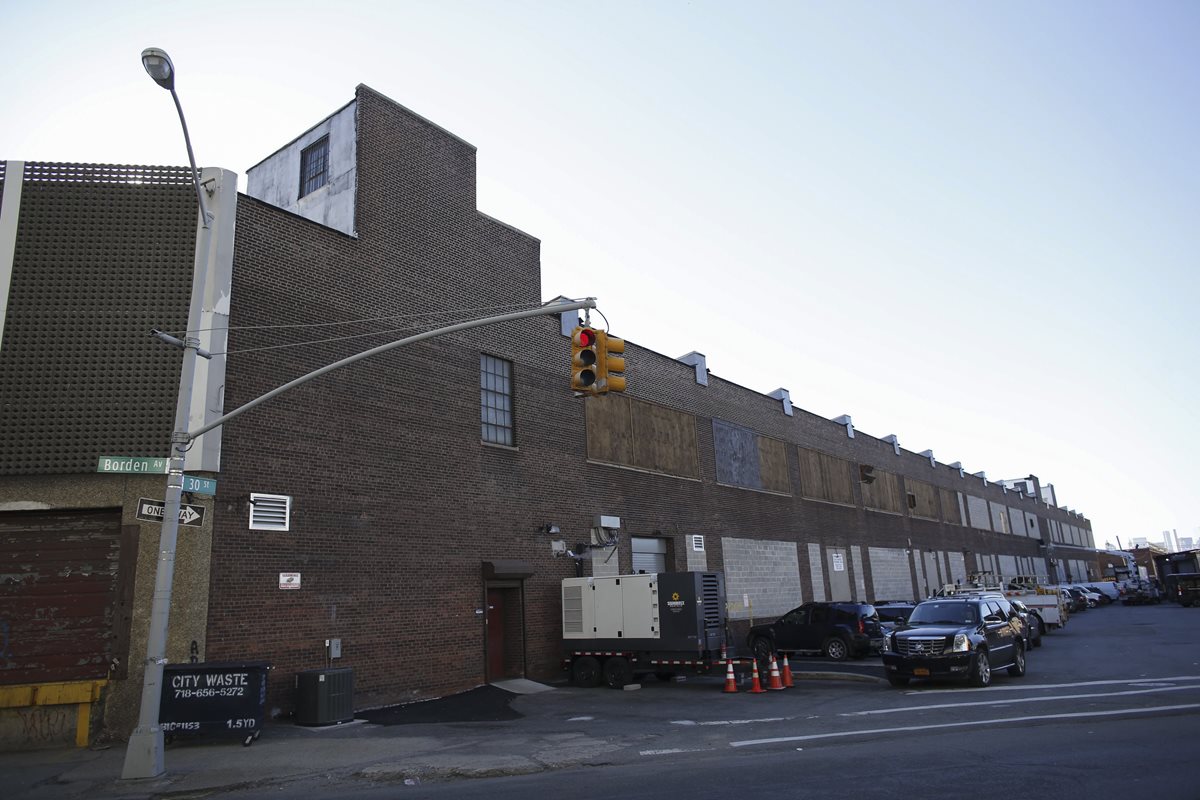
[0,509,131,684]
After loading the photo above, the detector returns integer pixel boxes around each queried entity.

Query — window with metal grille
[299,136,329,198]
[249,493,291,531]
[480,354,514,446]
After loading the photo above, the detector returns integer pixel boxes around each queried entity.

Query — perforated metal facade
[0,162,198,475]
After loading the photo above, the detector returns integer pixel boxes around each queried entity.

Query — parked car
[1059,587,1086,613]
[1070,585,1103,607]
[748,602,884,665]
[874,602,918,642]
[1087,583,1121,603]
[882,596,1027,688]
[1009,599,1043,648]
[1080,584,1114,604]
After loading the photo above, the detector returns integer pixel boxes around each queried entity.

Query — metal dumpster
[159,661,270,746]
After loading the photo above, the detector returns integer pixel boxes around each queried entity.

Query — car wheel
[751,636,775,675]
[1008,644,1026,677]
[572,656,602,688]
[823,637,849,661]
[603,656,632,689]
[887,676,910,688]
[970,650,991,687]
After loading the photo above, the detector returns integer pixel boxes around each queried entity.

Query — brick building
[1,86,1095,745]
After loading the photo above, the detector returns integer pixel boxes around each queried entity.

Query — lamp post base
[121,726,166,780]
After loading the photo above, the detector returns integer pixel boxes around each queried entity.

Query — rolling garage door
[632,537,667,574]
[0,509,133,684]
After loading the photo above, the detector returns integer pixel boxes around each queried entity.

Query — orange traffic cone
[767,655,785,691]
[722,659,738,693]
[781,653,794,688]
[748,659,767,694]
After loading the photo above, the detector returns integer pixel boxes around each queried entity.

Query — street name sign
[97,456,168,474]
[136,497,206,527]
[182,475,218,495]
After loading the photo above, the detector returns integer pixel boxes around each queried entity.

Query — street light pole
[122,48,214,781]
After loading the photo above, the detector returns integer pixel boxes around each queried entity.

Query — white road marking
[843,684,1200,716]
[671,717,787,726]
[901,675,1200,695]
[640,747,711,756]
[567,716,594,721]
[729,703,1200,748]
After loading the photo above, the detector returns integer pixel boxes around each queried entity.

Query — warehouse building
[0,86,1093,746]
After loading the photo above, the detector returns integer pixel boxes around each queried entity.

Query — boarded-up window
[798,448,855,505]
[712,420,791,494]
[907,480,939,520]
[586,394,698,479]
[862,469,904,514]
[990,502,1012,534]
[966,495,991,531]
[941,488,963,525]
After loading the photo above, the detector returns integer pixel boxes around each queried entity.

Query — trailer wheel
[603,657,632,689]
[572,656,602,688]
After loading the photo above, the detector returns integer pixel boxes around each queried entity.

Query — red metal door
[486,589,505,679]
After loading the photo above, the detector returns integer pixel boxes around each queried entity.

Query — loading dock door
[0,509,129,684]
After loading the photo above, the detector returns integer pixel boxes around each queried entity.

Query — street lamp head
[141,47,175,90]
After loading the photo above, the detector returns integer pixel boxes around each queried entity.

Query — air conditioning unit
[295,668,354,726]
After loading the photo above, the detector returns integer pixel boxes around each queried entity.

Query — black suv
[882,596,1026,688]
[748,602,883,664]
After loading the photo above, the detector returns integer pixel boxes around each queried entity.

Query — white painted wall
[246,101,357,237]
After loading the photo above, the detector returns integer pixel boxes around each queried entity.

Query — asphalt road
[221,601,1200,800]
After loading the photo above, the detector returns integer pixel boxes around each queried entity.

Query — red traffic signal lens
[578,328,597,347]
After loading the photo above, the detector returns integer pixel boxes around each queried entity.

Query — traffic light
[596,332,626,393]
[571,326,600,392]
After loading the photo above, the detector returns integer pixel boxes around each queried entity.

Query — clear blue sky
[3,1,1197,546]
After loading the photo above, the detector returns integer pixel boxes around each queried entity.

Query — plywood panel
[587,394,698,479]
[940,488,963,525]
[822,453,856,505]
[907,479,939,520]
[758,436,791,494]
[863,469,904,513]
[585,394,632,465]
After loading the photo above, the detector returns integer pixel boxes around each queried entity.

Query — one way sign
[136,497,206,527]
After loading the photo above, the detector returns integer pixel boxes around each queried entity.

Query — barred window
[481,354,514,446]
[299,136,329,198]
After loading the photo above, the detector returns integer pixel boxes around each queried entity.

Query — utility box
[294,667,354,726]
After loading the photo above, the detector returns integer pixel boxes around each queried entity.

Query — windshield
[907,602,978,626]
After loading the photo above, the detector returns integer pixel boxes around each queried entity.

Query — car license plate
[914,667,930,676]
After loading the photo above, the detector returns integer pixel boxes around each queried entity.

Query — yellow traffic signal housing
[596,332,627,393]
[571,326,600,392]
